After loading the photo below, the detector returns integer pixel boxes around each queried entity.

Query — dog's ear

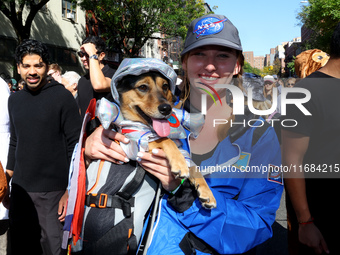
[117,75,136,94]
[116,77,134,104]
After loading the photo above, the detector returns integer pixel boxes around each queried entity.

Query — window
[47,45,78,66]
[0,36,17,61]
[62,0,77,21]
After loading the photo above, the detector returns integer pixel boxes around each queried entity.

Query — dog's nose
[158,104,172,116]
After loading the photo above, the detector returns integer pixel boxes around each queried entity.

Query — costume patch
[194,17,228,38]
[168,113,180,128]
[232,152,251,171]
[267,164,283,185]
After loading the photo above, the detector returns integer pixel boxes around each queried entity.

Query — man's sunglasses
[77,51,101,58]
[77,51,89,58]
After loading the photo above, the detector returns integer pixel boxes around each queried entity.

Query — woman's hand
[136,149,181,192]
[84,126,130,166]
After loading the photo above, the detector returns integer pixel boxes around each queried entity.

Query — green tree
[262,66,271,76]
[0,0,50,44]
[74,0,209,57]
[286,56,296,75]
[243,61,253,73]
[272,58,281,75]
[243,61,261,76]
[297,0,340,52]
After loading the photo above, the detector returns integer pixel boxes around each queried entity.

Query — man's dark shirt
[282,71,340,252]
[77,65,115,119]
[7,81,81,192]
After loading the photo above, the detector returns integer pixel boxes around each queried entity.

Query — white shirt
[0,77,10,219]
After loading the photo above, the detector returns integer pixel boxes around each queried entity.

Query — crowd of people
[0,12,338,255]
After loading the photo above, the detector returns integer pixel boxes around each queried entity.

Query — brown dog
[116,71,217,209]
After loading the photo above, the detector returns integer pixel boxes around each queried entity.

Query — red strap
[72,99,97,244]
[72,147,86,244]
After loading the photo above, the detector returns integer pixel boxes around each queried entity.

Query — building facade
[0,0,86,79]
[254,56,265,70]
[284,37,302,76]
[243,51,254,67]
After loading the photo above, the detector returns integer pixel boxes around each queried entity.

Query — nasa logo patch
[267,164,283,185]
[194,17,228,38]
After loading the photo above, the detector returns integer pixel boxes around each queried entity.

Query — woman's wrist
[167,179,197,213]
[169,179,185,195]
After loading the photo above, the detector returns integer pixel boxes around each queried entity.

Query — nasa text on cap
[181,14,242,56]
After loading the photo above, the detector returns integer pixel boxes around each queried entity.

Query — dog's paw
[171,164,189,179]
[171,169,190,179]
[197,186,217,209]
[190,178,216,209]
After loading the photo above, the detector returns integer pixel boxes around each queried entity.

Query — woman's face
[286,80,295,88]
[183,45,240,96]
[264,81,274,91]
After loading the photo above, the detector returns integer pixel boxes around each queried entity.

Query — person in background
[282,22,340,255]
[77,36,115,119]
[62,71,81,99]
[47,63,63,83]
[5,79,13,93]
[11,79,17,92]
[276,78,284,94]
[17,79,25,90]
[285,77,296,88]
[6,39,81,255]
[0,77,10,255]
[263,75,276,102]
[242,74,272,115]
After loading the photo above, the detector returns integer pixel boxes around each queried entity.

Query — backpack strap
[117,166,146,200]
[251,121,270,147]
[85,193,135,218]
[84,166,146,217]
[227,106,271,146]
[141,182,162,255]
[228,106,254,143]
[179,232,219,255]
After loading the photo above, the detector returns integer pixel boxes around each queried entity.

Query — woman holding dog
[84,14,283,255]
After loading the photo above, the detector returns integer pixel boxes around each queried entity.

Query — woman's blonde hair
[263,83,273,102]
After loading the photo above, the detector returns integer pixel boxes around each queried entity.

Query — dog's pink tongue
[152,118,170,137]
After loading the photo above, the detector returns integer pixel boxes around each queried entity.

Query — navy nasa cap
[181,14,243,56]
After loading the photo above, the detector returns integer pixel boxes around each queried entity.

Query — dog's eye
[138,85,148,92]
[162,84,169,92]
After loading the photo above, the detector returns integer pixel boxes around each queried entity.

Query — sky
[207,0,307,56]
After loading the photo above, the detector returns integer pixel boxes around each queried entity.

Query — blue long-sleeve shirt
[147,118,283,255]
